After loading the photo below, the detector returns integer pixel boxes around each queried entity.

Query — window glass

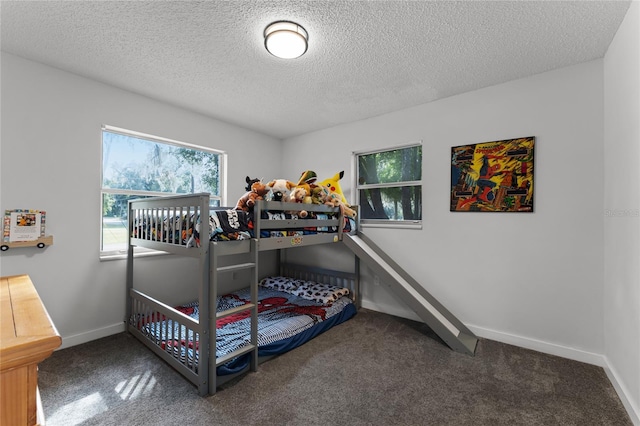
[358,146,422,185]
[356,144,422,225]
[101,127,222,255]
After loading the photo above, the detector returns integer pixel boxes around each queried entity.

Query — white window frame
[353,141,423,229]
[100,125,226,259]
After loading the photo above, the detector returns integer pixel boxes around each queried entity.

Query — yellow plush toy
[318,171,349,205]
[316,171,357,218]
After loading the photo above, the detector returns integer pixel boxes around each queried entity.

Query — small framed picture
[4,209,46,242]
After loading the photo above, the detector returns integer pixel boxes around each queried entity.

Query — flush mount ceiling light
[264,21,308,59]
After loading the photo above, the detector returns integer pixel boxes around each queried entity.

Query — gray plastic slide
[343,233,478,355]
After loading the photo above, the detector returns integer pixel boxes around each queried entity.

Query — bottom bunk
[127,265,358,394]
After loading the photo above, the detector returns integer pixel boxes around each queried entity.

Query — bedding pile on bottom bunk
[134,277,357,375]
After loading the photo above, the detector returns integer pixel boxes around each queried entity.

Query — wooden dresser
[1,275,61,426]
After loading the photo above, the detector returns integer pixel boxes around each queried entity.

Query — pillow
[259,276,350,305]
[259,276,303,293]
[293,280,350,304]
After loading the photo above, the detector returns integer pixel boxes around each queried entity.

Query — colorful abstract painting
[450,137,535,212]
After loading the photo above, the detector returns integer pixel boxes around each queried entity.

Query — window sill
[99,249,169,262]
[360,221,422,230]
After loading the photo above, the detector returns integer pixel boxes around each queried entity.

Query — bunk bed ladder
[209,239,259,394]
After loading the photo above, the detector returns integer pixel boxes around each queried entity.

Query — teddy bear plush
[289,186,311,204]
[235,180,269,211]
[288,186,312,218]
[265,179,296,201]
[321,186,357,218]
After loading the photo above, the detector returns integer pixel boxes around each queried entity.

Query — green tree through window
[101,126,223,255]
[356,144,422,225]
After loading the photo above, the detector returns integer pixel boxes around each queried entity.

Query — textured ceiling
[1,1,631,139]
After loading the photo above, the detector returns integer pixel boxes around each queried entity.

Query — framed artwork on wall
[450,136,535,212]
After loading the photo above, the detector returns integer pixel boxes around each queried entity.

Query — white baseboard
[467,325,639,425]
[467,324,606,366]
[603,359,640,426]
[360,302,638,424]
[58,322,125,350]
[362,303,604,364]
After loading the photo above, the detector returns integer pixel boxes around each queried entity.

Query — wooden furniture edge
[0,274,61,426]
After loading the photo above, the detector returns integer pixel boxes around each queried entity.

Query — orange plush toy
[235,180,269,211]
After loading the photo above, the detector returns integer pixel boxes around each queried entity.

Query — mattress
[139,282,356,375]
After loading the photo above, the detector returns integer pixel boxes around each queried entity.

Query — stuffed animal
[288,186,311,218]
[310,186,327,204]
[265,179,296,201]
[290,170,319,205]
[318,171,349,205]
[235,180,269,211]
[245,176,261,192]
[289,186,311,204]
[321,186,357,218]
[297,170,318,187]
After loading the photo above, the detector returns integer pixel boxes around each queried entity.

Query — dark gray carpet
[38,309,632,426]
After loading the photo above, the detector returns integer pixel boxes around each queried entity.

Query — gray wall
[0,52,282,347]
[283,56,640,420]
[604,1,640,421]
[283,60,606,362]
[279,19,639,417]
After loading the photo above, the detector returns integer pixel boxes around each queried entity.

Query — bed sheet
[138,286,356,375]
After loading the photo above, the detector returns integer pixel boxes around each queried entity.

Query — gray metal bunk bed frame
[125,193,359,396]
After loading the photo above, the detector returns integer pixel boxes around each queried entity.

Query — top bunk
[128,192,357,257]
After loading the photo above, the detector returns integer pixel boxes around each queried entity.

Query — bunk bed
[126,193,359,396]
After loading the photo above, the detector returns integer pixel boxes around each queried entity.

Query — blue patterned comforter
[138,286,356,374]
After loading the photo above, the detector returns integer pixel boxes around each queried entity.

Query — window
[101,125,224,256]
[355,143,422,227]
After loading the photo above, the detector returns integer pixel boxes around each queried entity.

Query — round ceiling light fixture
[264,21,308,59]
